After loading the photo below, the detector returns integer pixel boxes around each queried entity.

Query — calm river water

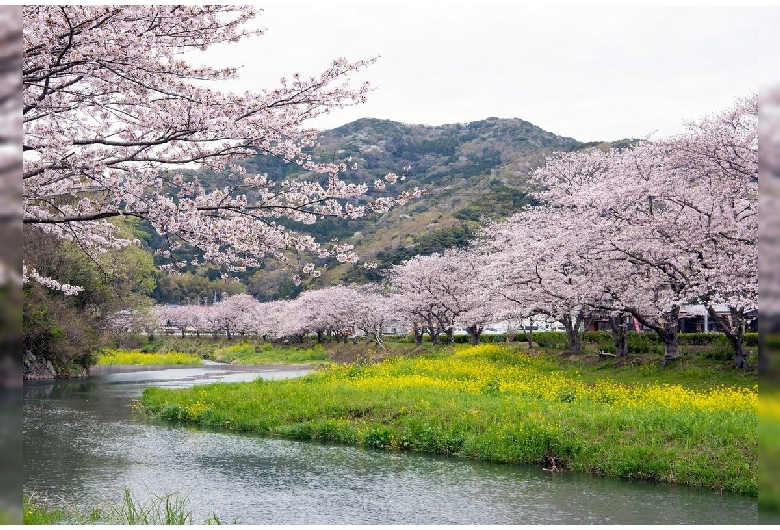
[23,365,758,524]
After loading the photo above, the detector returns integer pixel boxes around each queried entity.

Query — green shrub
[534,332,568,348]
[364,427,395,449]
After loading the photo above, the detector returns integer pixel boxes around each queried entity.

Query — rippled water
[23,366,758,524]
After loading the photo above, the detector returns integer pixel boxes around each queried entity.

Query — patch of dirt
[323,341,428,364]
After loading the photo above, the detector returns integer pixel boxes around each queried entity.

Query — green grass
[97,349,203,366]
[23,493,96,525]
[210,341,329,365]
[759,383,780,512]
[544,350,758,392]
[23,488,224,525]
[116,336,337,366]
[138,343,757,497]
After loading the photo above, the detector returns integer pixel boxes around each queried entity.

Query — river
[23,364,758,524]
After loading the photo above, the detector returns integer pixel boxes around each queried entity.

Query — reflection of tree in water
[24,383,136,512]
[24,381,97,400]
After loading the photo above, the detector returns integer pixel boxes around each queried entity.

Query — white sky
[198,3,778,142]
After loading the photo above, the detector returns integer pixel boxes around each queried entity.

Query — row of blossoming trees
[139,96,756,368]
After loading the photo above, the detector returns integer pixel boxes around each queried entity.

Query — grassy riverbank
[209,342,329,365]
[96,349,203,366]
[23,489,222,525]
[104,337,334,366]
[138,343,757,496]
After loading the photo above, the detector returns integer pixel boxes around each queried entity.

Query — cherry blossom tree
[527,144,713,364]
[347,284,396,346]
[661,95,757,367]
[480,206,602,355]
[153,304,191,338]
[386,249,498,345]
[23,5,420,291]
[523,95,756,367]
[294,285,357,343]
[208,293,261,339]
[386,258,441,345]
[253,299,292,341]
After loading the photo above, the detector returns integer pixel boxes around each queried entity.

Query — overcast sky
[198,3,777,143]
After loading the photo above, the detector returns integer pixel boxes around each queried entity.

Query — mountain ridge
[151,116,635,302]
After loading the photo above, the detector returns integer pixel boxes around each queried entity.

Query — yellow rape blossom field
[97,349,202,366]
[139,344,757,496]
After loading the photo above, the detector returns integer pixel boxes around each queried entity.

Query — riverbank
[138,343,757,496]
[23,488,220,525]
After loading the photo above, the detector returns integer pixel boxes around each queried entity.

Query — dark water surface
[24,365,758,524]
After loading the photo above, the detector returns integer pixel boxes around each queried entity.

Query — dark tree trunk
[609,314,629,357]
[413,323,423,346]
[707,306,748,369]
[630,306,680,367]
[372,326,384,347]
[316,329,323,343]
[527,324,533,349]
[562,314,582,355]
[468,324,483,345]
[434,315,453,345]
[426,316,440,344]
[445,327,454,344]
[658,328,679,367]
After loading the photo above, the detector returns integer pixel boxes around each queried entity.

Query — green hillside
[144,117,632,301]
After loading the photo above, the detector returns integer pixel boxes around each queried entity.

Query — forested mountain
[149,117,628,302]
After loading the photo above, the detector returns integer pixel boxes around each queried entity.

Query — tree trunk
[708,306,748,369]
[658,327,679,367]
[630,306,680,367]
[316,329,323,344]
[609,314,629,357]
[527,324,534,349]
[426,316,440,344]
[726,332,747,369]
[468,324,483,345]
[562,314,583,355]
[373,326,385,347]
[445,327,454,344]
[413,323,423,346]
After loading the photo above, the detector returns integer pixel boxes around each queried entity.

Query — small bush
[364,427,395,449]
[534,332,568,349]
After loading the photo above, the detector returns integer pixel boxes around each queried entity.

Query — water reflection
[24,366,758,525]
